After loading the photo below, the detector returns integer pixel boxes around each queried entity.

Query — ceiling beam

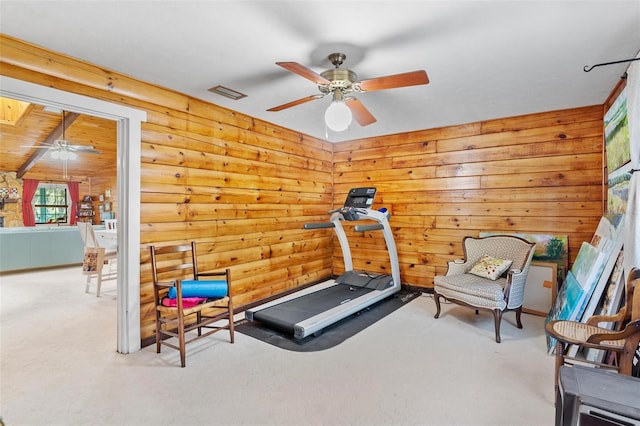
[16,112,79,178]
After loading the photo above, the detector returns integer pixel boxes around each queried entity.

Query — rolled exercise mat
[168,280,228,299]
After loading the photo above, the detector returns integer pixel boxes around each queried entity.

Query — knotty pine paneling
[1,34,609,345]
[0,34,334,343]
[333,106,604,288]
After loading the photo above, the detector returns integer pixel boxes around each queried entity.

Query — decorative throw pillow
[469,255,513,280]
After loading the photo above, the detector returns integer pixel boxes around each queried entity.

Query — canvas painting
[583,250,625,363]
[580,215,625,320]
[546,215,624,355]
[593,250,625,320]
[608,162,633,214]
[546,271,582,353]
[546,244,610,353]
[604,86,630,173]
[571,242,604,289]
[566,216,624,358]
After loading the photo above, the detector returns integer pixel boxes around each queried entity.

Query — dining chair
[77,221,117,297]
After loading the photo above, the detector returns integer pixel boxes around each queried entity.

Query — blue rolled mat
[168,279,228,299]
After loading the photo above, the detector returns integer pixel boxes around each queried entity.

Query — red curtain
[21,179,39,226]
[66,181,79,225]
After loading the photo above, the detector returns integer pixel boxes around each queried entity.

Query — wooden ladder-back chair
[148,242,234,367]
[546,267,640,392]
[77,221,117,297]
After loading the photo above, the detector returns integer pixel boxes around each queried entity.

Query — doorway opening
[0,76,146,353]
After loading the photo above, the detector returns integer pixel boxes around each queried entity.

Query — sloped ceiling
[0,103,117,178]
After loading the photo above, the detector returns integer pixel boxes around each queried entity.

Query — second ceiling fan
[267,52,429,130]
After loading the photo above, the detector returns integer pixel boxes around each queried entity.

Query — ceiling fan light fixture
[324,90,352,132]
[325,101,352,132]
[50,148,76,161]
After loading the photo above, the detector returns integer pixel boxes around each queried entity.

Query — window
[33,184,69,224]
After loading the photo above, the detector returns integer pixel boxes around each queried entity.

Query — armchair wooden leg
[515,307,523,329]
[433,291,442,319]
[493,309,502,343]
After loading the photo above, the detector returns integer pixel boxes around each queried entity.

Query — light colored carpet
[0,266,555,426]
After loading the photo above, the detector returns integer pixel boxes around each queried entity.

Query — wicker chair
[545,267,640,392]
[433,235,536,343]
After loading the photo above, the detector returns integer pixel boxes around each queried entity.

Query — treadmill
[245,187,401,339]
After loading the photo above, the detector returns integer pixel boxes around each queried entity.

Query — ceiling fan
[267,52,429,131]
[22,110,101,178]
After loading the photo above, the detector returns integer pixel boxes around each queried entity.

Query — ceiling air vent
[208,85,247,100]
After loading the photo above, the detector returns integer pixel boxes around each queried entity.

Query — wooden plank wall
[1,35,607,343]
[0,35,335,342]
[332,106,605,288]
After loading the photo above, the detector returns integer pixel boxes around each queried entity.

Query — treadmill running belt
[253,284,374,332]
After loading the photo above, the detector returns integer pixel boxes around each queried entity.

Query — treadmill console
[344,187,376,208]
[337,187,377,221]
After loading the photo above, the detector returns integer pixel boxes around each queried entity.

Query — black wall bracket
[583,57,640,79]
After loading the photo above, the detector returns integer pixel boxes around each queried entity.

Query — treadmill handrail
[354,223,384,232]
[303,222,335,229]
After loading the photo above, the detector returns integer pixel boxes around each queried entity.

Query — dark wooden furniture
[546,267,640,393]
[149,242,234,367]
[77,197,95,223]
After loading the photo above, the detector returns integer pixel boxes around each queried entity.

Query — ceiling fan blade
[276,62,331,85]
[68,144,95,150]
[358,70,429,92]
[70,148,102,154]
[267,94,324,112]
[21,145,54,149]
[346,98,377,127]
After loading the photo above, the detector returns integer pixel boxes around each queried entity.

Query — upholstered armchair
[433,235,536,342]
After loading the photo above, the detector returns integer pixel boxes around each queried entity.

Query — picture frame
[523,261,558,317]
[583,249,625,363]
[103,201,111,212]
[604,86,630,174]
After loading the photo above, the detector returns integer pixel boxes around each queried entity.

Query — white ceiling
[2,1,639,143]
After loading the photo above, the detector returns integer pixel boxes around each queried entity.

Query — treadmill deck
[252,284,374,333]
